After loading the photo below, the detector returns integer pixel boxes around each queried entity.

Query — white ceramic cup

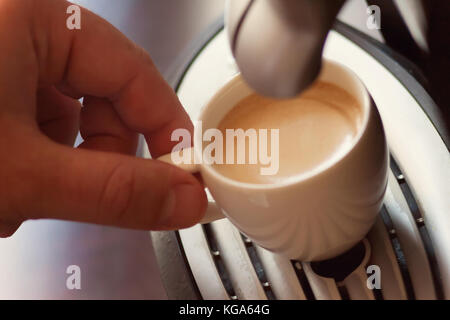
[159,59,388,261]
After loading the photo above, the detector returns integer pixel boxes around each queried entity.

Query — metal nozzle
[226,0,345,98]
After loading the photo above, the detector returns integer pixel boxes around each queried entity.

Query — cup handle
[157,147,226,225]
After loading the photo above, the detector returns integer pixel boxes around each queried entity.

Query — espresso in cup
[158,60,388,261]
[213,81,363,184]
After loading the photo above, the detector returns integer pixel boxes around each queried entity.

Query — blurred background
[0,0,395,299]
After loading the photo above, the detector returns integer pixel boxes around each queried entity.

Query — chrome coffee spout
[226,0,345,98]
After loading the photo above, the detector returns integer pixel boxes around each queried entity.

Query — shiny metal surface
[227,0,344,98]
[0,0,224,299]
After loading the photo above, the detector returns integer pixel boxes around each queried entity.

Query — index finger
[2,0,192,157]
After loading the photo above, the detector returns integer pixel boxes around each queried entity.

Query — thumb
[25,140,207,230]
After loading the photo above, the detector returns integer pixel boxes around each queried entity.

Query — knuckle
[98,163,136,225]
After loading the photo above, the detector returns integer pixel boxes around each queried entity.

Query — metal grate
[291,261,316,300]
[379,205,416,300]
[199,156,445,300]
[241,235,277,300]
[202,224,238,299]
[389,156,445,299]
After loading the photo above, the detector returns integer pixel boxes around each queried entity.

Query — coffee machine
[150,0,450,300]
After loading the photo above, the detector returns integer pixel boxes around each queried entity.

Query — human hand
[0,0,206,237]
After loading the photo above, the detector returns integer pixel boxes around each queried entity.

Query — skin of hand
[0,0,207,237]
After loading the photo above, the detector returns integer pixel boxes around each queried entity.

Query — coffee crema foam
[211,81,362,184]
